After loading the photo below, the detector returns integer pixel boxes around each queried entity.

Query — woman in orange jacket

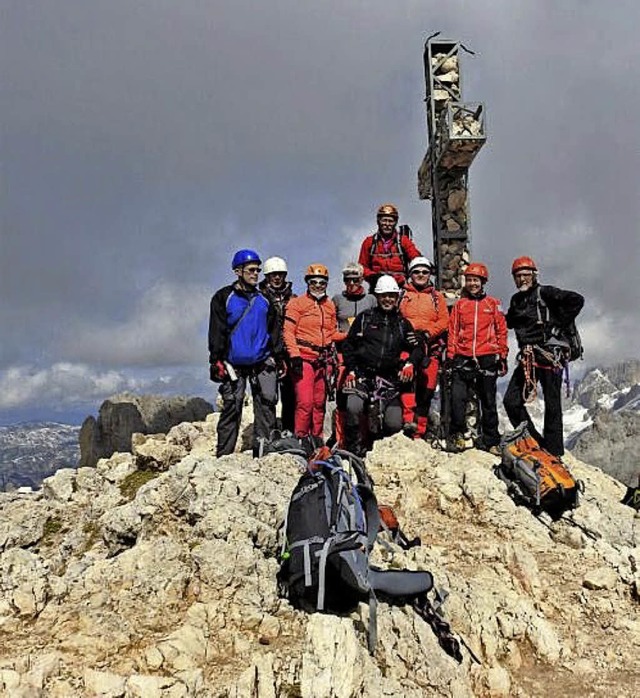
[398,256,449,439]
[283,264,337,439]
[447,262,508,453]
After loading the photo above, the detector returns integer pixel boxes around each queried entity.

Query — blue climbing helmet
[231,249,261,270]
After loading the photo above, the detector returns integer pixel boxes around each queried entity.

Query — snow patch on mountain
[0,422,80,491]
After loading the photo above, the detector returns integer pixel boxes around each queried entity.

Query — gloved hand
[290,357,304,378]
[209,360,227,382]
[498,357,508,377]
[398,363,415,383]
[344,371,357,389]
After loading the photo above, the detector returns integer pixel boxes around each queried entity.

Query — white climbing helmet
[374,275,401,294]
[263,256,288,275]
[408,256,434,274]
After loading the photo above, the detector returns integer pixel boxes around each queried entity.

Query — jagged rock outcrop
[0,410,638,696]
[566,360,640,487]
[572,359,640,411]
[570,410,640,487]
[78,393,214,467]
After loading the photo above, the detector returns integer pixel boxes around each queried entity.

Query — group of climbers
[208,204,584,460]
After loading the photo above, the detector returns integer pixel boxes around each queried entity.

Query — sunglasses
[243,266,261,274]
[308,279,328,287]
[411,269,430,276]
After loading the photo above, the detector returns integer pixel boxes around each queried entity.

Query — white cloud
[0,362,209,412]
[0,363,138,410]
[62,282,211,366]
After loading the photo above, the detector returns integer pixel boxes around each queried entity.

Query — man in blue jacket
[208,249,283,457]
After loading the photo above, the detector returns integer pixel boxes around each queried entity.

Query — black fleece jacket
[506,283,584,348]
[342,306,423,378]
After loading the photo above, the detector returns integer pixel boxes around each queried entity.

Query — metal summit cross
[418,35,487,303]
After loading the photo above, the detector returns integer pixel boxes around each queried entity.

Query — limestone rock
[0,413,638,696]
[583,566,618,590]
[42,468,76,502]
[133,438,187,472]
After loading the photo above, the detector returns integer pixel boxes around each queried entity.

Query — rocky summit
[0,409,638,697]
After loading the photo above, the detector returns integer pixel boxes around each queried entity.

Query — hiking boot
[402,422,418,437]
[446,435,468,453]
[621,486,640,512]
[475,439,501,457]
[454,435,469,452]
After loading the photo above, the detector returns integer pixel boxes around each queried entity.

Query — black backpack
[536,287,583,362]
[278,451,457,655]
[255,430,323,459]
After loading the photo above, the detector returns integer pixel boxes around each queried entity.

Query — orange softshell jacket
[399,284,449,339]
[283,294,337,360]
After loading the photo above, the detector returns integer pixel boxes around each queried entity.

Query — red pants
[400,358,440,438]
[293,360,327,438]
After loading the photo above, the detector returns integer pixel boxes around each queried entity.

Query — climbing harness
[520,343,570,403]
[297,339,339,401]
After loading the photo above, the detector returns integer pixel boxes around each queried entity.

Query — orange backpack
[495,422,582,519]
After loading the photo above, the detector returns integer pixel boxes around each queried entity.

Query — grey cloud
[2,0,639,417]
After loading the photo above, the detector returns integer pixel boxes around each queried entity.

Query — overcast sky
[2,0,639,424]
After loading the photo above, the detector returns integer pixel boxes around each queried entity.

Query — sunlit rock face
[0,407,638,696]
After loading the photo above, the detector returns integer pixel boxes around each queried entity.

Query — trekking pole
[437,362,453,448]
[413,593,463,663]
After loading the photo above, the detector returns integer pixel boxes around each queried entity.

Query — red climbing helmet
[465,262,489,281]
[511,256,537,275]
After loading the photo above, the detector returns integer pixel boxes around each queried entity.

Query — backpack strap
[316,537,333,611]
[227,292,260,339]
[535,286,548,326]
[370,232,405,263]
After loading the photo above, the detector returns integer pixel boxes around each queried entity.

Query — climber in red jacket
[447,262,508,453]
[358,203,422,289]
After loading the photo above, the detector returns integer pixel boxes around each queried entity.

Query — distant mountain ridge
[567,359,640,487]
[1,361,638,492]
[0,422,80,491]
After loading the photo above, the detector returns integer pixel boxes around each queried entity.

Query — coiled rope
[521,345,538,403]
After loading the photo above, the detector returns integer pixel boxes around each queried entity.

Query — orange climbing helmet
[304,263,329,281]
[377,203,399,220]
[511,256,537,274]
[465,262,489,281]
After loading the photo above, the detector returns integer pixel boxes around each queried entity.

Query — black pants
[278,373,296,433]
[344,393,403,457]
[216,363,277,457]
[450,356,500,447]
[503,362,564,456]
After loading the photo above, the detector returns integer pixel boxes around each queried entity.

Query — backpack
[255,430,323,459]
[494,422,582,519]
[277,450,438,654]
[536,287,583,362]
